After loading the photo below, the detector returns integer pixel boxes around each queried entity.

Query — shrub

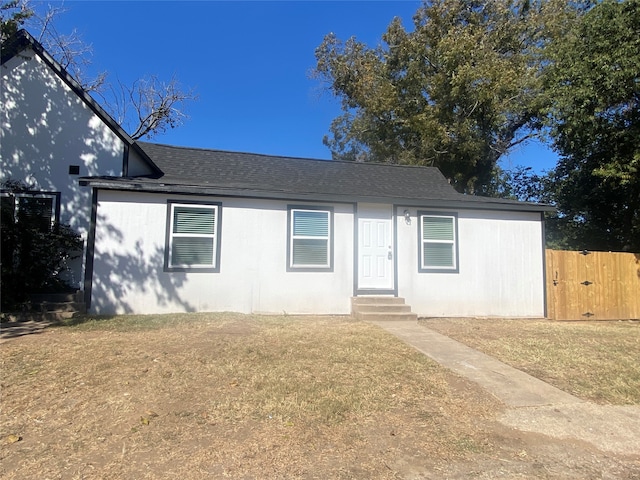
[1,180,83,310]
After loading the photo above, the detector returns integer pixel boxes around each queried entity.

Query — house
[1,30,160,290]
[2,30,553,317]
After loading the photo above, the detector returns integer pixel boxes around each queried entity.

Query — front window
[165,201,221,271]
[288,206,333,271]
[419,212,458,272]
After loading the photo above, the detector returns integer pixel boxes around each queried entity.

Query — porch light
[403,209,411,225]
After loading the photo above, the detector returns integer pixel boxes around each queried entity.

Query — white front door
[357,204,394,291]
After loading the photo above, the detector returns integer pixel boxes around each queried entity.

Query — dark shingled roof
[82,142,553,212]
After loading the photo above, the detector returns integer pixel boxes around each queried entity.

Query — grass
[56,313,446,424]
[0,313,499,479]
[4,313,640,478]
[420,317,640,405]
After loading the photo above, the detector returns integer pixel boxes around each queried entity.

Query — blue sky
[48,0,558,173]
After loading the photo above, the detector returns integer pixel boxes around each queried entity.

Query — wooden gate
[546,249,640,320]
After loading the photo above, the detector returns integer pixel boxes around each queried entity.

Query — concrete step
[355,311,418,322]
[351,296,417,321]
[355,303,412,313]
[29,291,83,303]
[2,311,78,323]
[36,302,87,314]
[18,291,87,319]
[352,296,406,306]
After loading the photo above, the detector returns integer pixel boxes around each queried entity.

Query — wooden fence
[545,249,640,321]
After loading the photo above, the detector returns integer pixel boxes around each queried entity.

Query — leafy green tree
[491,165,579,249]
[544,0,640,252]
[315,0,581,194]
[0,0,31,41]
[1,181,83,310]
[488,165,548,202]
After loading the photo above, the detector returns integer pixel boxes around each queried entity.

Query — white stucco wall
[396,207,546,318]
[90,190,355,315]
[1,47,126,287]
[91,191,545,317]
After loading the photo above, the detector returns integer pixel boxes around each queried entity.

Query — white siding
[91,193,546,317]
[1,47,126,287]
[396,207,545,317]
[90,191,355,315]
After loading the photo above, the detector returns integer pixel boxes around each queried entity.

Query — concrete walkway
[372,320,640,456]
[372,320,584,407]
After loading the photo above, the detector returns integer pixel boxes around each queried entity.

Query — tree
[544,0,640,252]
[1,181,83,310]
[315,0,582,194]
[0,0,30,40]
[0,0,196,140]
[487,165,548,202]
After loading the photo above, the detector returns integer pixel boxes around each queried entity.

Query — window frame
[417,211,459,273]
[287,205,334,272]
[164,200,222,272]
[0,190,60,231]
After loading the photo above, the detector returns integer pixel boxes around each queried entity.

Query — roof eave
[79,178,555,213]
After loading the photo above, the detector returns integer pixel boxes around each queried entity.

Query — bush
[1,181,83,310]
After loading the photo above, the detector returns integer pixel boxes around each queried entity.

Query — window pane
[1,196,15,224]
[292,238,328,266]
[18,197,53,231]
[173,207,215,234]
[423,216,453,241]
[172,237,214,265]
[293,210,328,237]
[424,242,454,268]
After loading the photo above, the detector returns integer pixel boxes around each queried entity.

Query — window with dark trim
[164,201,221,272]
[0,191,59,232]
[418,211,459,273]
[287,206,333,271]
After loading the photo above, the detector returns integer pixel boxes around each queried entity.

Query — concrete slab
[371,320,585,408]
[500,403,640,456]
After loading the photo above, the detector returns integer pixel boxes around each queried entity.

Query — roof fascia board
[79,179,555,213]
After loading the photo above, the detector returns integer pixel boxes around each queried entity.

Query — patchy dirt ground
[1,314,639,479]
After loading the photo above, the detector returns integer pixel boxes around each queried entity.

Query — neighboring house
[2,30,553,317]
[1,30,160,288]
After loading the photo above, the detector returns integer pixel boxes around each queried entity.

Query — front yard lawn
[1,314,497,479]
[420,317,640,405]
[2,313,638,479]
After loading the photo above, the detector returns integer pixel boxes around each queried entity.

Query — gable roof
[1,29,162,177]
[82,142,553,212]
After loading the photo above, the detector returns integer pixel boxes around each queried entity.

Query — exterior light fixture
[403,209,411,225]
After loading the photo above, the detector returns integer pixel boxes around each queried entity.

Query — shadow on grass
[53,314,121,328]
[0,313,121,342]
[0,318,52,342]
[2,312,349,340]
[51,312,239,332]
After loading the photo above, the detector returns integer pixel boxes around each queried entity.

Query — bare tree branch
[118,76,197,140]
[4,0,197,140]
[29,1,105,92]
